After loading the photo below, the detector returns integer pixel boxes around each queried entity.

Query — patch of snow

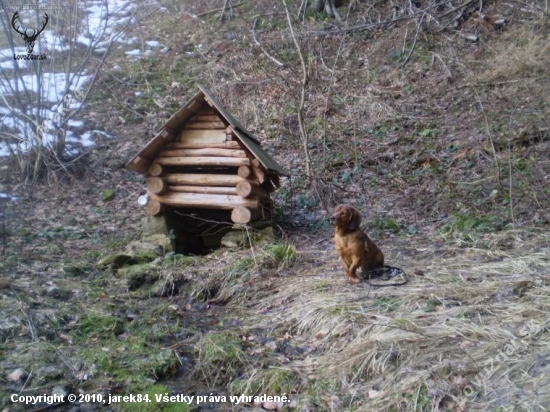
[0,193,18,201]
[0,72,90,102]
[77,131,97,147]
[145,40,160,47]
[68,120,85,128]
[41,30,69,52]
[125,49,141,56]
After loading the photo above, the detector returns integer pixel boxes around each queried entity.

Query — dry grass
[212,231,550,410]
[478,30,550,82]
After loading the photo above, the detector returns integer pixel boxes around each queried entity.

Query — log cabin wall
[144,104,273,225]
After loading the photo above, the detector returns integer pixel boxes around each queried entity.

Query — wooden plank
[186,121,227,130]
[179,129,226,144]
[164,173,257,186]
[168,185,237,195]
[159,148,247,158]
[190,115,222,122]
[197,106,216,114]
[149,192,260,210]
[167,141,241,149]
[156,156,250,167]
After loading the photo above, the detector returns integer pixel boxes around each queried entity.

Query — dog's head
[329,204,362,232]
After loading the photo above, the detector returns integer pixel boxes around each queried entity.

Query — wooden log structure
[189,114,222,122]
[159,148,247,158]
[149,192,260,210]
[231,206,261,224]
[148,163,163,177]
[146,199,164,216]
[155,156,250,167]
[236,181,267,199]
[251,159,267,184]
[147,177,167,195]
[167,141,241,149]
[237,166,252,179]
[169,185,237,195]
[134,95,280,225]
[163,173,257,186]
[185,121,227,129]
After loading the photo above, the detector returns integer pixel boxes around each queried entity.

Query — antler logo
[11,11,49,54]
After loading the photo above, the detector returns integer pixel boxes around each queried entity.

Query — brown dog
[329,204,384,283]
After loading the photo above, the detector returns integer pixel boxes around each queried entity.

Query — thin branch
[252,16,285,67]
[402,12,425,67]
[281,0,312,182]
[474,90,502,190]
[194,1,248,18]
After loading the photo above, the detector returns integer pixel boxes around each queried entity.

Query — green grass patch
[194,331,247,387]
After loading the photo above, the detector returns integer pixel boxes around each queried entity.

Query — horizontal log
[238,166,252,179]
[231,206,262,224]
[147,177,167,195]
[197,107,216,114]
[185,121,227,129]
[146,199,164,216]
[168,185,237,195]
[149,192,260,210]
[180,129,226,144]
[148,163,163,177]
[156,156,250,167]
[167,141,241,149]
[159,148,247,158]
[236,181,267,198]
[190,115,222,122]
[252,165,267,184]
[164,173,258,186]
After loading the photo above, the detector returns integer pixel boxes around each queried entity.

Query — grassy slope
[1,0,549,411]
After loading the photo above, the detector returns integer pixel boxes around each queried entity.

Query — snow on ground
[0,0,165,157]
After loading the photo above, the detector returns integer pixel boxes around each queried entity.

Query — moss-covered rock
[98,253,134,268]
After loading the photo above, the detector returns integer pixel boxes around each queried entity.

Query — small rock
[141,234,174,253]
[44,286,70,300]
[221,230,248,248]
[51,385,70,397]
[141,216,169,237]
[125,241,159,254]
[6,368,27,382]
[36,366,63,382]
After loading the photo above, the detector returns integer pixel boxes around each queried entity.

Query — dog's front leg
[347,258,361,283]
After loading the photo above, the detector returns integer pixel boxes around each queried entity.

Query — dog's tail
[362,265,408,287]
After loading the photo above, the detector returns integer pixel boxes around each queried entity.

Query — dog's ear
[346,207,362,231]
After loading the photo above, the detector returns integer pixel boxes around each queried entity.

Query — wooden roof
[126,85,288,176]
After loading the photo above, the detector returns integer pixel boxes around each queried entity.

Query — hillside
[1,0,549,411]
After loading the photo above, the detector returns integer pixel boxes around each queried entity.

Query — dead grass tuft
[479,30,550,82]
